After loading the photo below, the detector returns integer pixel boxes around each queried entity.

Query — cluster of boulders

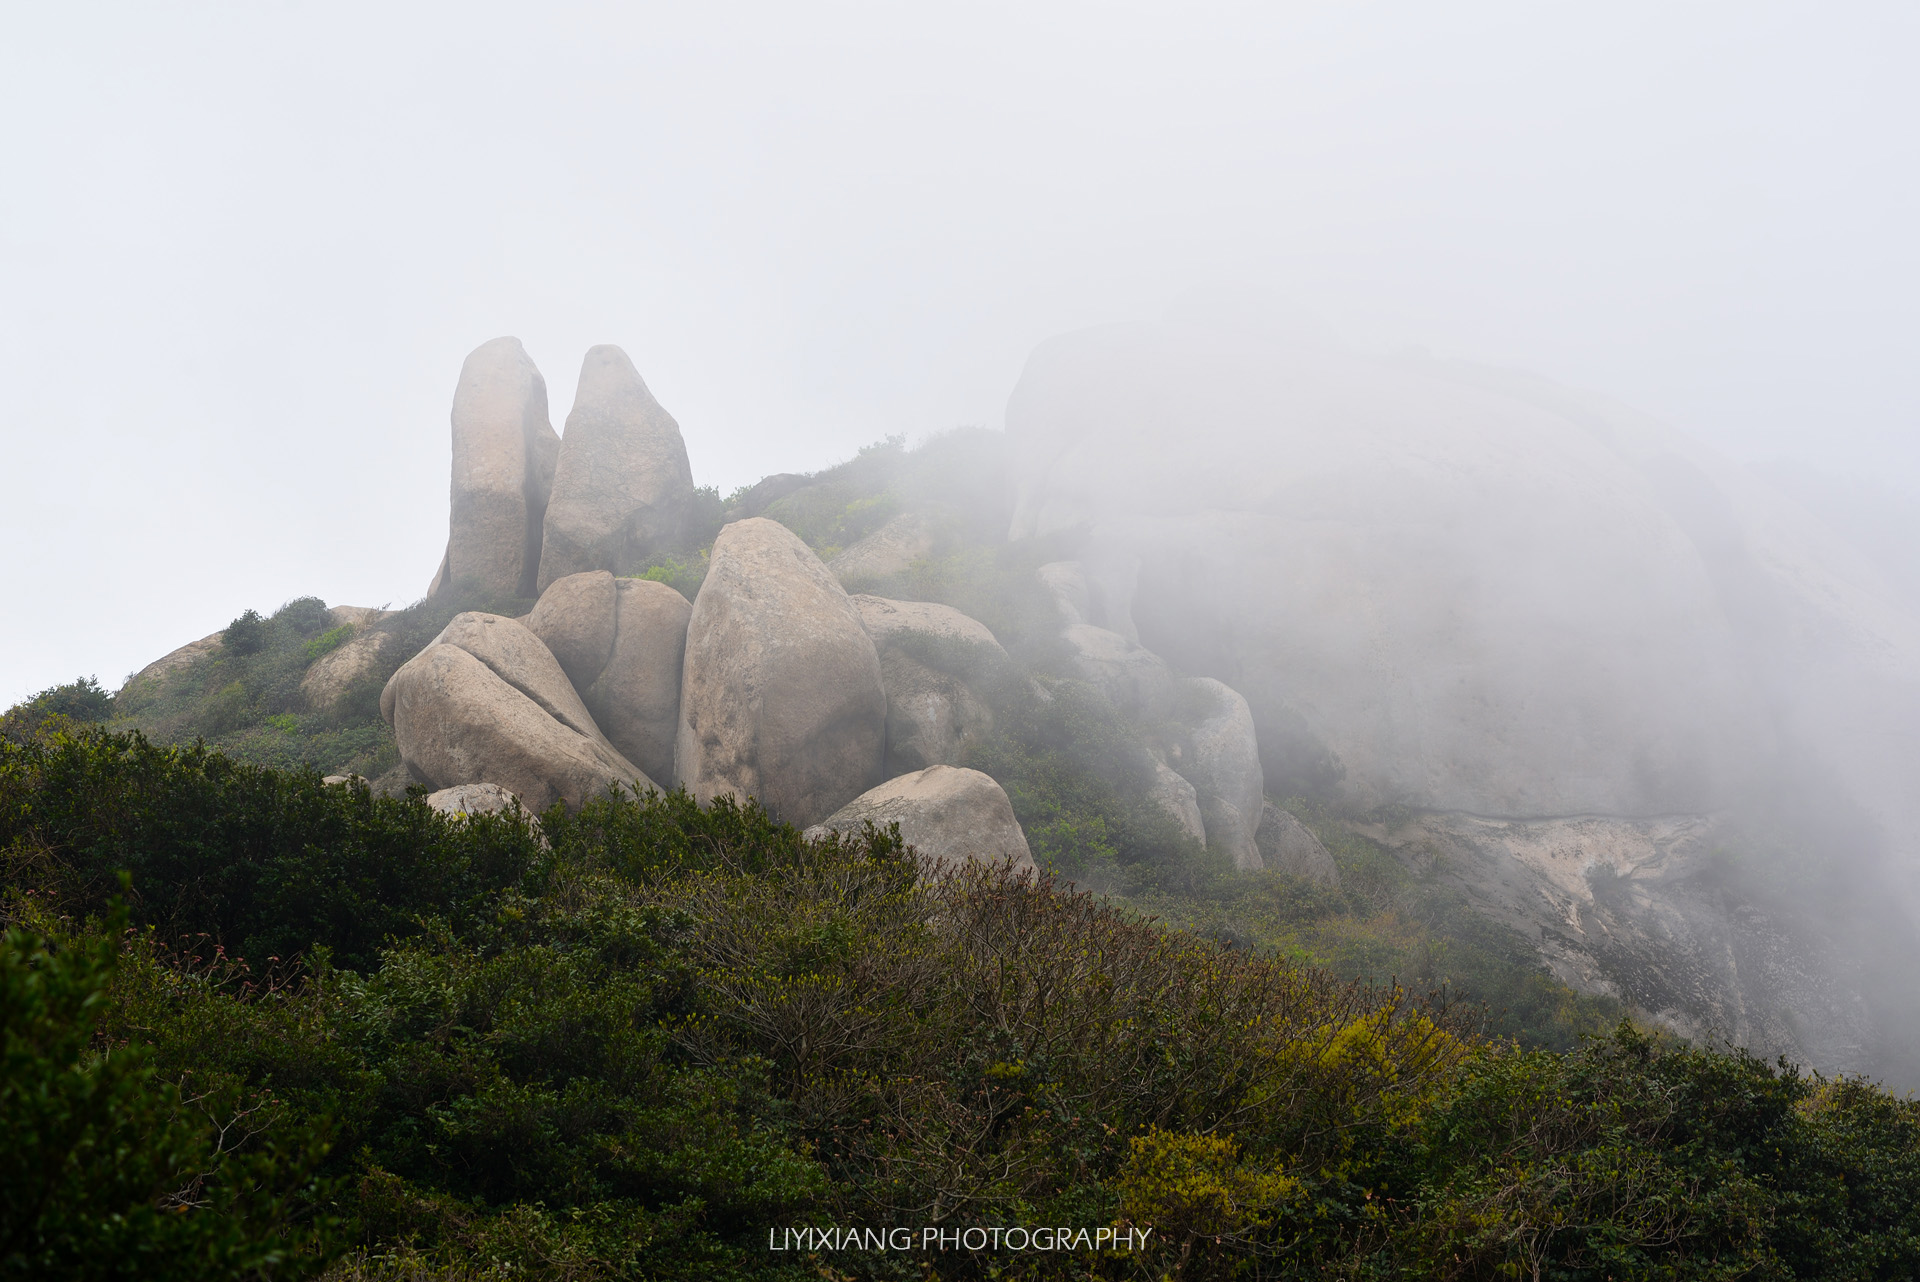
[386,515,1038,873]
[383,340,1058,874]
[373,336,1331,882]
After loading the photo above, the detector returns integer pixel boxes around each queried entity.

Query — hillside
[11,422,1629,1056]
[5,731,1920,1280]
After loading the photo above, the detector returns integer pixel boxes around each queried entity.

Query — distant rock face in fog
[1004,324,1920,867]
[1352,810,1870,1073]
[1177,677,1266,872]
[830,512,939,585]
[431,337,560,601]
[1255,803,1338,888]
[537,346,695,593]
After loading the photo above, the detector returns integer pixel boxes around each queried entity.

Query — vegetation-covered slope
[4,730,1920,1279]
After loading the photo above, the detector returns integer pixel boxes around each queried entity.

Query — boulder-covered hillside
[83,327,1920,1084]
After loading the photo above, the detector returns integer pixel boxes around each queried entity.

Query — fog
[3,1,1917,708]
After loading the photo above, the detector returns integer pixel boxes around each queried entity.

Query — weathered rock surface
[300,630,391,710]
[803,765,1035,873]
[401,613,605,740]
[1178,677,1266,871]
[327,605,389,629]
[1037,561,1091,626]
[435,337,560,600]
[537,346,695,592]
[1063,624,1174,721]
[850,595,1006,658]
[829,511,938,585]
[425,782,527,817]
[849,595,1006,775]
[525,571,618,692]
[1255,802,1338,887]
[381,612,652,809]
[1355,810,1871,1073]
[383,643,649,810]
[581,578,691,787]
[676,518,886,827]
[1150,760,1206,844]
[1038,557,1140,640]
[121,631,223,693]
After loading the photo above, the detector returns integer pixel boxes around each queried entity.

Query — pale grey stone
[1036,561,1089,626]
[803,765,1035,874]
[1255,802,1338,887]
[676,518,885,827]
[1062,624,1175,721]
[1179,677,1266,871]
[300,630,391,710]
[1149,759,1206,844]
[439,336,560,600]
[583,578,691,787]
[425,782,526,818]
[537,345,695,592]
[829,511,937,584]
[383,643,650,811]
[120,630,223,693]
[849,595,1007,775]
[525,570,619,692]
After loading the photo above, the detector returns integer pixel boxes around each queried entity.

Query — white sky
[3,1,1916,704]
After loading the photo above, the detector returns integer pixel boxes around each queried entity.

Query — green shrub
[0,677,115,744]
[632,554,708,603]
[301,626,354,663]
[0,732,542,972]
[1,902,332,1279]
[272,599,333,638]
[223,611,270,658]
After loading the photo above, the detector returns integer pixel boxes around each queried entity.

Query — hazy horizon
[5,2,1917,705]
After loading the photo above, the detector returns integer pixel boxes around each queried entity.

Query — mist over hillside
[12,324,1920,1279]
[28,320,1905,1090]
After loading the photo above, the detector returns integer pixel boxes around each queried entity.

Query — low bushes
[5,730,1920,1280]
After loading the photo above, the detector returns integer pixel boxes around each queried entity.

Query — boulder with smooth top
[675,518,886,827]
[381,612,652,810]
[803,765,1035,874]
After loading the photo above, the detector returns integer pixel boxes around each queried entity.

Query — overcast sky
[3,1,1916,705]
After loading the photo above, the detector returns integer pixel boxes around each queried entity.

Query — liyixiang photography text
[768,1225,1156,1254]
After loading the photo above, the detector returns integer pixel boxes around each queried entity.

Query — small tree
[222,610,269,657]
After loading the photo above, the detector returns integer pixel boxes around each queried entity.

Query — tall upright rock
[430,337,560,601]
[537,346,695,593]
[676,518,886,827]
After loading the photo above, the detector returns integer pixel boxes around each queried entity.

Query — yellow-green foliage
[1117,1129,1301,1253]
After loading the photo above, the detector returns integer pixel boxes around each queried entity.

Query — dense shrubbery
[4,730,1920,1280]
